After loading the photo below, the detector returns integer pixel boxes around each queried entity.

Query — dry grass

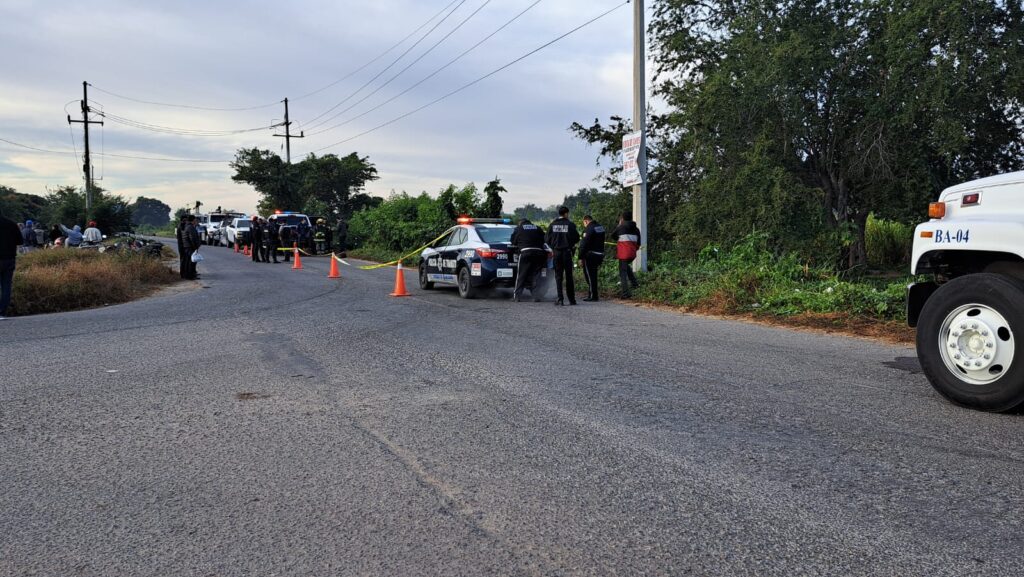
[8,249,179,316]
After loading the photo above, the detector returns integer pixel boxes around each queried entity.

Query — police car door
[440,227,467,282]
[424,228,455,281]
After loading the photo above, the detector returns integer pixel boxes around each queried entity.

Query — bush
[599,233,908,321]
[865,214,912,270]
[8,249,178,316]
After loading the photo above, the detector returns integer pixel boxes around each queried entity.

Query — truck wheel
[419,262,434,290]
[457,267,477,299]
[917,273,1024,412]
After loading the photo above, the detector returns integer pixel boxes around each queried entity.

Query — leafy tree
[130,196,172,227]
[481,178,506,218]
[231,148,377,219]
[645,0,1024,269]
[43,185,132,232]
[0,185,48,223]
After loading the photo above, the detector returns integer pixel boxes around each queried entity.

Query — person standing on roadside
[611,210,642,298]
[335,219,348,257]
[265,219,280,264]
[546,206,580,306]
[182,215,201,280]
[175,217,187,278]
[0,210,23,319]
[510,218,547,303]
[279,223,293,263]
[577,214,606,302]
[250,217,263,263]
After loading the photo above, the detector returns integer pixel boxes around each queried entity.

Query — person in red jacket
[610,211,641,298]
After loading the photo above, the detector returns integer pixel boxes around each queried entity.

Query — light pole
[632,0,648,272]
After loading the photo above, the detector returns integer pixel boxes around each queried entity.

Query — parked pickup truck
[222,217,251,248]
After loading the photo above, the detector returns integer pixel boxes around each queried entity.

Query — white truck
[909,171,1024,412]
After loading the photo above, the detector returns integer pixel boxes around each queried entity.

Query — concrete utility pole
[632,0,648,273]
[273,98,304,164]
[67,81,103,217]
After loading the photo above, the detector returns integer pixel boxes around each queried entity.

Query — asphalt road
[1,242,1022,576]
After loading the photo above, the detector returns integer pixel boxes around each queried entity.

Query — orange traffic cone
[291,243,303,270]
[243,244,250,256]
[328,253,341,279]
[390,262,410,297]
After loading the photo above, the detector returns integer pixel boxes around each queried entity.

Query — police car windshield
[474,226,513,244]
[237,220,251,227]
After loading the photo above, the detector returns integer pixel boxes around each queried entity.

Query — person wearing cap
[82,220,102,245]
[545,206,580,306]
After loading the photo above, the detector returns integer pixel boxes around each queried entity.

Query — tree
[0,185,48,223]
[43,185,133,232]
[231,148,377,219]
[481,178,506,218]
[130,196,172,227]
[645,0,1024,269]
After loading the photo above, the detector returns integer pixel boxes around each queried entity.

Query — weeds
[9,249,178,316]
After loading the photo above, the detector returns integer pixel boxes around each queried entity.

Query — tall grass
[865,214,913,270]
[9,250,178,316]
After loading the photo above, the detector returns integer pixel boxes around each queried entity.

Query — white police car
[418,218,552,299]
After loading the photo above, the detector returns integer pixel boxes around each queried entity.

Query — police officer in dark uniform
[182,215,201,280]
[175,216,187,279]
[265,219,280,263]
[250,217,264,263]
[577,214,606,301]
[545,206,580,306]
[510,218,547,302]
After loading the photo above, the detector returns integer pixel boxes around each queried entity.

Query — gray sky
[0,0,647,215]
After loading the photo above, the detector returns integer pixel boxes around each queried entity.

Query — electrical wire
[97,110,282,136]
[0,137,230,163]
[303,0,496,136]
[301,0,470,130]
[305,0,543,138]
[310,0,629,153]
[84,0,463,112]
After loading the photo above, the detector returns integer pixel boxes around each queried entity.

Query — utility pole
[67,81,103,217]
[273,98,304,164]
[632,0,648,273]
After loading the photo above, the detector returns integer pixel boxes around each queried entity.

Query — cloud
[0,0,647,213]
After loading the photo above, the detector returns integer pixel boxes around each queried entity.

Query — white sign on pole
[621,131,643,187]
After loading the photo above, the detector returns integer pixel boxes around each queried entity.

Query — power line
[303,0,496,136]
[302,0,470,130]
[305,0,543,138]
[97,110,282,136]
[0,137,230,163]
[310,0,630,153]
[84,0,463,112]
[87,84,281,112]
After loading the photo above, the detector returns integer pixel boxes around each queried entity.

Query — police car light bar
[457,217,512,224]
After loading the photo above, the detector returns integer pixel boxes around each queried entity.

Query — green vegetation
[8,249,178,316]
[0,184,134,232]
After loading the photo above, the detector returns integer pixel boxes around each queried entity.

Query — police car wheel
[419,262,434,290]
[917,273,1024,412]
[457,267,477,299]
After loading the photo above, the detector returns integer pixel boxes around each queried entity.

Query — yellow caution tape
[355,230,452,270]
[275,246,314,255]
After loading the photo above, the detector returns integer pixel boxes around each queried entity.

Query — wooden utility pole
[273,98,304,163]
[67,81,103,217]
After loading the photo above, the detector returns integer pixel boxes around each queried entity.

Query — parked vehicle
[198,212,245,246]
[222,217,252,248]
[908,170,1024,412]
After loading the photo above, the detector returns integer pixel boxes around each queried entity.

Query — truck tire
[419,262,434,290]
[917,273,1024,412]
[457,266,477,299]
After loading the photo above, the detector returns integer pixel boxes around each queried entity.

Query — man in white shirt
[82,220,102,244]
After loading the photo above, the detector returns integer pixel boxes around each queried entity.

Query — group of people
[15,219,101,250]
[512,208,642,305]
